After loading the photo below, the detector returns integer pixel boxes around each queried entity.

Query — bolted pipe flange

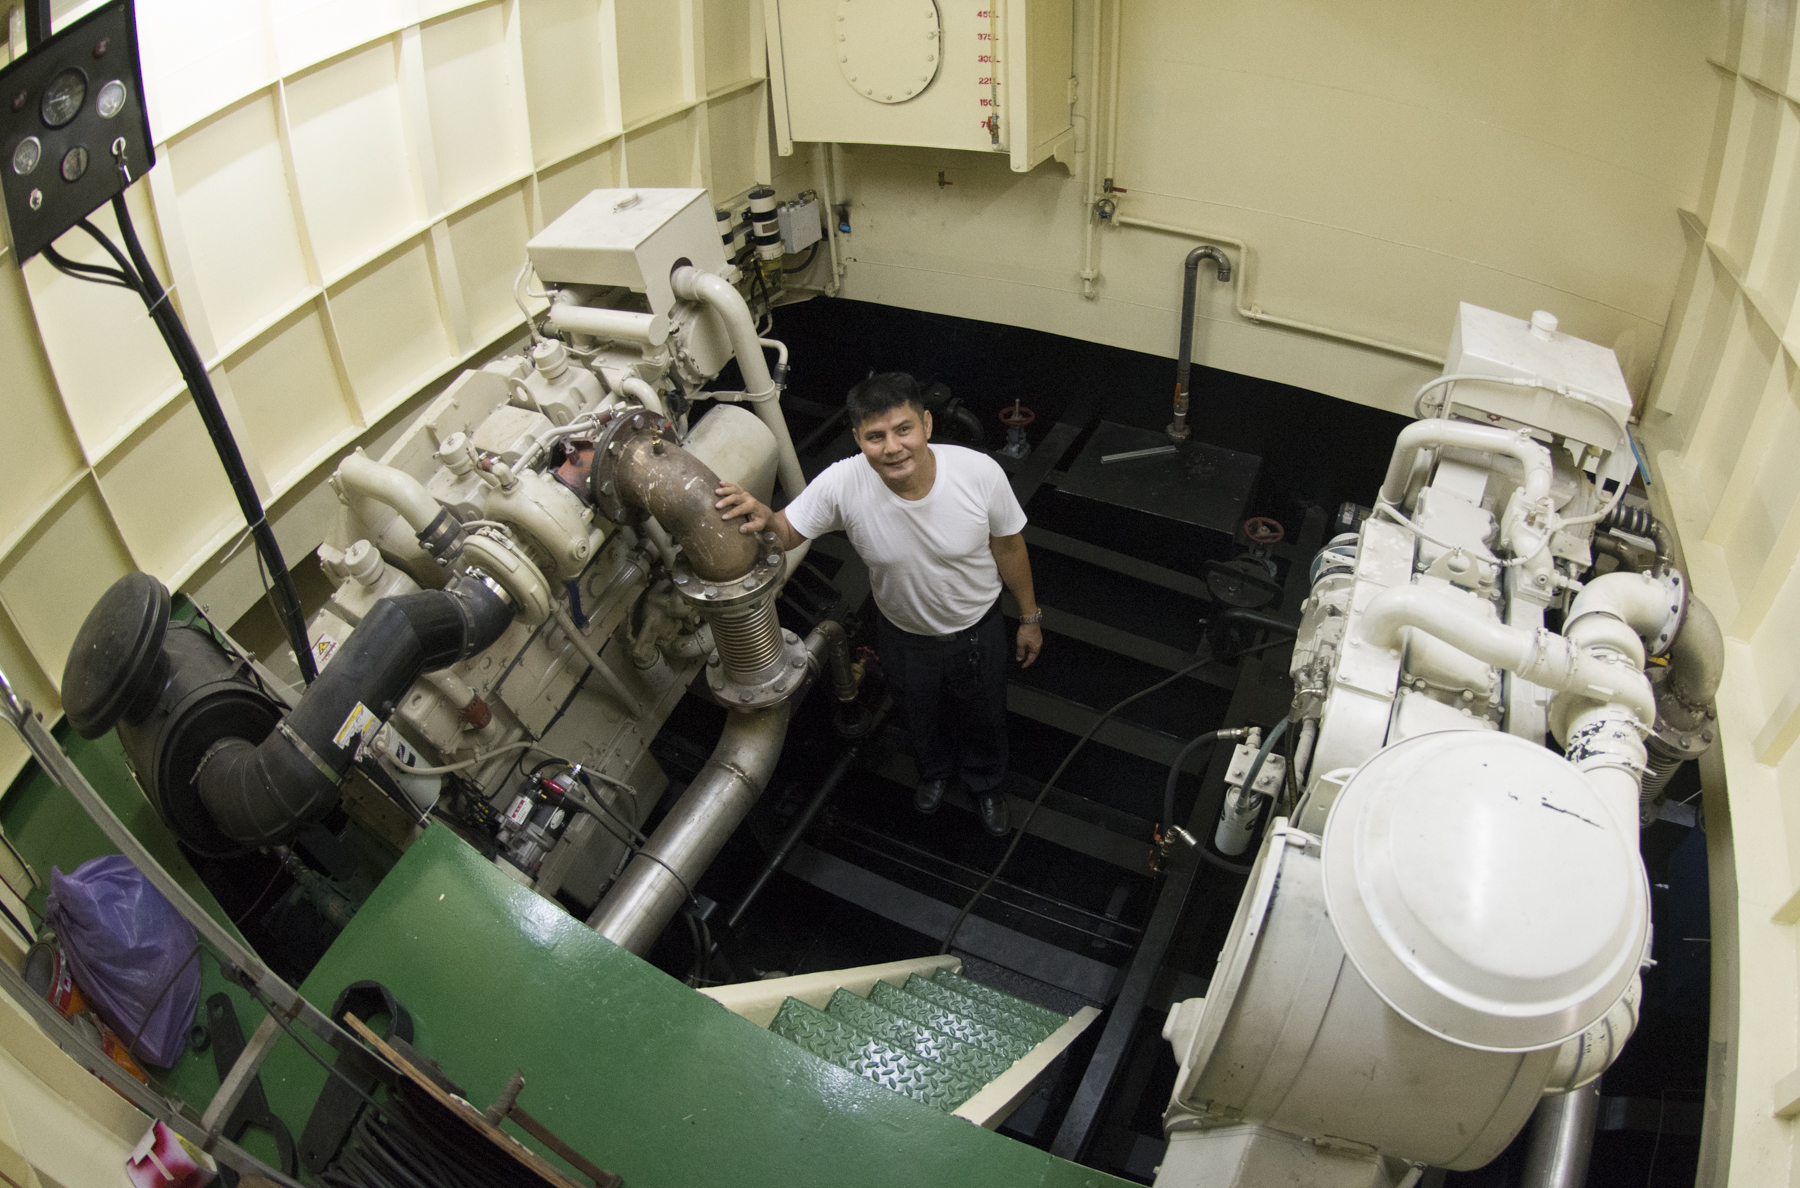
[668,550,786,616]
[702,630,810,709]
[1644,568,1689,659]
[586,408,676,526]
[669,550,805,709]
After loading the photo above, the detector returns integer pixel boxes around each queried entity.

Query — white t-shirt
[784,444,1028,635]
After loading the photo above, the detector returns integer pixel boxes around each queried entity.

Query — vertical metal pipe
[586,624,844,954]
[1169,245,1230,443]
[722,700,889,934]
[1520,1084,1600,1188]
[587,702,793,955]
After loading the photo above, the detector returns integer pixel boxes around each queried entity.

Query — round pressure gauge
[60,145,89,183]
[95,79,127,120]
[11,136,41,176]
[40,68,87,128]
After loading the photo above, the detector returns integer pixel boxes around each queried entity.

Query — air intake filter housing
[63,574,281,857]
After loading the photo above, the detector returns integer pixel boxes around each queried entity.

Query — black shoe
[915,777,949,815]
[977,787,1010,837]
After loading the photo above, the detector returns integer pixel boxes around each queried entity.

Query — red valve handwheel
[999,403,1036,427]
[1243,516,1285,546]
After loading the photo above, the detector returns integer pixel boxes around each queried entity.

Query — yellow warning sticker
[312,633,339,668]
[333,701,380,750]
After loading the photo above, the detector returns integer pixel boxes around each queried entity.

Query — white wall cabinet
[765,0,1073,171]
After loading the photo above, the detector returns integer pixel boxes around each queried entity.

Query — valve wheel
[999,403,1036,427]
[1243,516,1285,546]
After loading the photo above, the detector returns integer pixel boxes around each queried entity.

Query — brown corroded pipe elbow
[611,431,761,582]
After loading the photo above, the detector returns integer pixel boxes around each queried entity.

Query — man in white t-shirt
[714,373,1043,837]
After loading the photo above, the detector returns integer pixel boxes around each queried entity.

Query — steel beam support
[785,843,1118,1002]
[1051,647,1298,1163]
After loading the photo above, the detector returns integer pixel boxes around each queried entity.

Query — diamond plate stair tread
[870,981,1035,1061]
[827,988,1015,1085]
[902,974,1055,1043]
[770,998,981,1112]
[931,970,1070,1032]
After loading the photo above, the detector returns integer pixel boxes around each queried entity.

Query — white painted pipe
[1105,0,1122,185]
[1358,585,1655,730]
[1078,0,1107,297]
[336,451,441,536]
[1561,703,1650,831]
[1110,215,1446,367]
[1410,371,1543,419]
[1566,570,1677,651]
[547,299,670,346]
[1292,717,1318,787]
[669,266,807,504]
[812,145,844,294]
[422,669,476,710]
[1379,420,1553,514]
[618,376,668,419]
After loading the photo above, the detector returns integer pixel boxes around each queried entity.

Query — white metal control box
[765,0,1074,172]
[1442,303,1638,488]
[526,189,730,319]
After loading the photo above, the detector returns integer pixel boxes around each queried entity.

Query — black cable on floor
[940,658,1208,955]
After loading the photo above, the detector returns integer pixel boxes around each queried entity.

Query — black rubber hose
[1238,717,1290,816]
[781,241,821,273]
[1160,726,1268,877]
[941,659,1209,954]
[1599,503,1673,570]
[108,195,318,685]
[1204,608,1298,661]
[723,697,892,934]
[195,574,514,846]
[1162,729,1230,836]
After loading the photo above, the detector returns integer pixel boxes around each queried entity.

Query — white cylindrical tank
[1161,732,1650,1173]
[685,403,780,506]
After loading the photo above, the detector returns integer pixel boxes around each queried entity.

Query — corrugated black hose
[195,574,514,848]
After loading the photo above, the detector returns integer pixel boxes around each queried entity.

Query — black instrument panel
[0,0,154,261]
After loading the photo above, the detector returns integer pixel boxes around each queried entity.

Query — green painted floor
[3,731,1131,1187]
[271,825,1129,1187]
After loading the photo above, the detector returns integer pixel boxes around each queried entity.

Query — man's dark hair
[846,372,927,430]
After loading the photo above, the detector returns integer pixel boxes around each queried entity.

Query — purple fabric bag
[46,855,200,1068]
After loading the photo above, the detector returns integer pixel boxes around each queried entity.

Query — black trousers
[876,599,1009,793]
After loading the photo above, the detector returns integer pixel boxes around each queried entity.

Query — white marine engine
[1156,305,1719,1187]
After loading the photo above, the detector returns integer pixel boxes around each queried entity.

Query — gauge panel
[0,0,154,261]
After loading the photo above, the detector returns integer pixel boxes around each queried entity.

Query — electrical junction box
[526,188,729,320]
[1442,303,1638,490]
[777,194,822,253]
[765,0,1074,172]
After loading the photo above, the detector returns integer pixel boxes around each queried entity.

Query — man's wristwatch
[1018,609,1044,625]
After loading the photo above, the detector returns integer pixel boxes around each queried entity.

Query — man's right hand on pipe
[715,482,807,551]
